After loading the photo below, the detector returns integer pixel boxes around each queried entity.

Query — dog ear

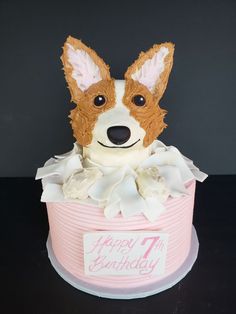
[125,43,174,101]
[61,36,111,103]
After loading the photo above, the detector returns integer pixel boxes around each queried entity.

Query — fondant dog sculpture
[61,36,174,168]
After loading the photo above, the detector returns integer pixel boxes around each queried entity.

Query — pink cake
[47,181,195,289]
[36,36,207,298]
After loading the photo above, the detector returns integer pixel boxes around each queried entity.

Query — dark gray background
[0,0,235,176]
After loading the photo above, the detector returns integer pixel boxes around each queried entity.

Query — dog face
[61,36,174,165]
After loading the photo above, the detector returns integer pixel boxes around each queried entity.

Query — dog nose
[107,126,131,145]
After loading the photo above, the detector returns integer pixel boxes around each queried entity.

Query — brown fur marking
[61,36,114,146]
[123,80,167,147]
[69,79,116,146]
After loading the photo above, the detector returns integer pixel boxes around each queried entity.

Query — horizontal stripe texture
[47,180,196,288]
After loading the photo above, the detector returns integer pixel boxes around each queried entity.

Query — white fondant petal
[54,143,82,159]
[117,176,146,218]
[36,159,63,180]
[141,150,194,183]
[151,140,167,152]
[182,154,208,182]
[62,155,83,181]
[84,157,117,175]
[42,174,63,189]
[88,167,127,201]
[104,197,121,219]
[103,189,121,218]
[191,169,208,182]
[41,183,65,202]
[157,165,188,196]
[143,197,166,222]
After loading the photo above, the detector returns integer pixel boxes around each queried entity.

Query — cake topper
[61,36,174,167]
[36,37,207,221]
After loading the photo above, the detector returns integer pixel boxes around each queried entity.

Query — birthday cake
[36,36,207,299]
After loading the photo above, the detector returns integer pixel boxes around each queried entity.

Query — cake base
[46,226,199,299]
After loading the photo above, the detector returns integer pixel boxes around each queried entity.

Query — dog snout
[107,126,131,145]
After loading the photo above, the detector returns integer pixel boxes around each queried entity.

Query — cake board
[46,226,199,299]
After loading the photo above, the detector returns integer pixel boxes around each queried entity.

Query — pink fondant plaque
[83,232,169,276]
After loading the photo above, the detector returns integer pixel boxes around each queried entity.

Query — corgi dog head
[61,36,174,167]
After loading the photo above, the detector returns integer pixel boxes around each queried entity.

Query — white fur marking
[131,47,169,92]
[91,80,146,147]
[66,43,102,91]
[83,80,150,168]
[114,80,126,108]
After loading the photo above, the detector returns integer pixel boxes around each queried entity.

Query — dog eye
[94,95,106,106]
[132,94,146,106]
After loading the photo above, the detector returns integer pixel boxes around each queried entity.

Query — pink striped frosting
[46,180,196,289]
